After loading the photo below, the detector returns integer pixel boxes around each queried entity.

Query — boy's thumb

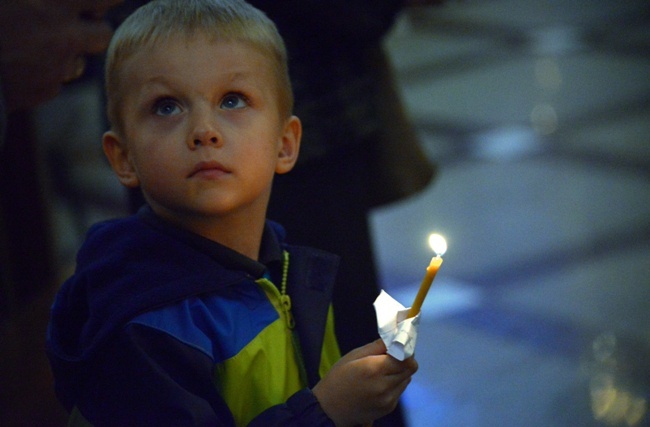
[370,338,387,353]
[348,339,387,360]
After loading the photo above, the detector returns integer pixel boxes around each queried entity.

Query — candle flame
[428,233,447,257]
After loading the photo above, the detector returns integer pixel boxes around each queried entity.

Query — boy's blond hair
[105,0,293,134]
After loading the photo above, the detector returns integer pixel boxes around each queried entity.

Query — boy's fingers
[342,339,387,361]
[384,355,419,376]
[361,339,388,357]
[373,338,387,353]
[393,375,414,399]
[404,355,419,373]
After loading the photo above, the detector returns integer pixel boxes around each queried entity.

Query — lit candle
[407,233,447,318]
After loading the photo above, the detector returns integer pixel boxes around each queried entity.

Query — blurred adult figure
[0,1,122,424]
[249,1,442,425]
[0,0,123,133]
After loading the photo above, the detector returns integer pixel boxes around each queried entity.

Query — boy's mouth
[189,161,230,178]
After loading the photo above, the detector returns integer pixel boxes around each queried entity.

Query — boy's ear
[102,131,140,188]
[275,115,301,174]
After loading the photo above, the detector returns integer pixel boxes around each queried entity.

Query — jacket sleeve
[71,323,334,427]
[249,389,335,427]
[71,323,236,426]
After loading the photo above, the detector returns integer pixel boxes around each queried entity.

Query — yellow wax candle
[407,233,446,318]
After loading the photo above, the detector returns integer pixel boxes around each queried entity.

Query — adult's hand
[0,0,123,112]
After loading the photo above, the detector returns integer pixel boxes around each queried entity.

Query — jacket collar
[138,205,283,280]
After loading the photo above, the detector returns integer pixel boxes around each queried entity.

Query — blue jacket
[46,207,340,426]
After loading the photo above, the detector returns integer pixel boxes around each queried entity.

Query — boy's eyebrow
[139,70,258,90]
[226,70,255,80]
[130,76,175,97]
[139,75,176,88]
[222,70,260,85]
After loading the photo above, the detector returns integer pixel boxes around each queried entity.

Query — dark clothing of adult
[251,4,436,425]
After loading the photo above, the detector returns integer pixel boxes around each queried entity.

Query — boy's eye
[153,98,182,116]
[221,93,248,110]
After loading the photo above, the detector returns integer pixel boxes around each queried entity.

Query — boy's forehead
[121,37,274,81]
[140,35,264,59]
[113,37,286,116]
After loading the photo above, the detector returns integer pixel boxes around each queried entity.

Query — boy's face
[103,36,300,230]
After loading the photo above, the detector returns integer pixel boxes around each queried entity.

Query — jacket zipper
[256,250,294,329]
[255,250,307,385]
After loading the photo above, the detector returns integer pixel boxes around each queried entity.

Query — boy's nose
[188,126,221,149]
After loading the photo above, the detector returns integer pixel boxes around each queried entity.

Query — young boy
[46,0,418,425]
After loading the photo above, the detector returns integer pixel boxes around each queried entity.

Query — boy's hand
[312,339,418,426]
